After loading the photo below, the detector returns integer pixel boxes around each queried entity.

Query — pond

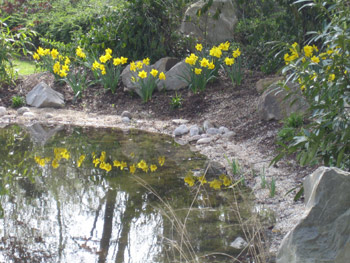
[0,124,252,263]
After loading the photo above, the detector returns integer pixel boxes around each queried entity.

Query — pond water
[0,124,252,263]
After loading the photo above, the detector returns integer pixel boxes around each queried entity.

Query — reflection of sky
[0,178,164,262]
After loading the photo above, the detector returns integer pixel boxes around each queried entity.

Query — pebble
[174,124,189,136]
[0,106,6,117]
[172,119,189,125]
[17,107,30,115]
[203,120,214,131]
[189,125,200,136]
[206,127,221,135]
[122,117,131,123]
[197,137,213,144]
[23,112,36,118]
[230,237,248,250]
[174,138,188,145]
[222,131,236,140]
[121,111,132,119]
[45,113,54,119]
[188,135,201,142]
[219,126,230,134]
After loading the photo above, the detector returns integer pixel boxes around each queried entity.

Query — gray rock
[26,82,64,108]
[277,167,350,263]
[257,82,309,121]
[256,76,284,94]
[174,124,189,136]
[45,113,53,119]
[222,131,235,140]
[219,126,230,134]
[153,57,180,74]
[157,61,189,91]
[197,137,213,144]
[206,127,221,135]
[189,125,200,136]
[0,106,6,117]
[122,117,131,124]
[180,0,238,45]
[121,111,132,119]
[230,237,248,250]
[203,120,214,131]
[23,112,36,118]
[174,138,188,146]
[17,107,30,115]
[188,135,201,142]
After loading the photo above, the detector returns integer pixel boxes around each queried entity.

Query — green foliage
[274,0,350,170]
[77,0,191,61]
[0,16,36,84]
[11,95,25,108]
[170,92,183,109]
[277,113,304,142]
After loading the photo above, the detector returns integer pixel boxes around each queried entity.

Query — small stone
[222,131,236,140]
[17,107,30,115]
[122,117,131,124]
[206,127,221,135]
[197,137,213,144]
[230,237,248,250]
[0,106,6,117]
[174,138,188,145]
[121,111,132,119]
[172,119,189,125]
[45,113,54,119]
[23,112,36,118]
[189,125,200,136]
[219,126,230,134]
[188,135,201,142]
[203,120,214,131]
[174,124,189,136]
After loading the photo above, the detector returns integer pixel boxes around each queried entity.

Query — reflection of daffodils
[34,148,166,176]
[184,173,233,190]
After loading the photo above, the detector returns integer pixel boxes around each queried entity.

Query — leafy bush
[0,16,36,84]
[274,0,350,170]
[77,0,192,62]
[11,95,25,108]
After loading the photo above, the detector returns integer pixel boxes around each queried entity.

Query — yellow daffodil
[138,70,147,79]
[194,68,202,75]
[219,174,232,186]
[209,179,222,190]
[208,61,215,69]
[92,60,101,70]
[52,159,59,169]
[136,61,144,69]
[219,41,230,51]
[64,57,70,65]
[59,70,67,78]
[113,160,121,167]
[200,58,209,68]
[185,53,198,65]
[120,161,127,170]
[37,47,45,56]
[150,69,158,77]
[328,74,335,81]
[33,53,40,60]
[129,164,136,174]
[130,62,136,72]
[184,175,195,187]
[113,57,122,66]
[51,49,59,60]
[198,175,207,185]
[158,156,165,166]
[159,72,166,80]
[77,155,86,168]
[195,43,203,51]
[143,58,150,65]
[312,45,319,52]
[209,46,222,58]
[105,48,112,55]
[303,45,313,57]
[76,47,86,59]
[311,56,320,64]
[150,164,157,172]
[121,56,128,64]
[224,57,234,66]
[232,48,241,58]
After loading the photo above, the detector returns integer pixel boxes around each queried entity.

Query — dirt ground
[0,70,316,259]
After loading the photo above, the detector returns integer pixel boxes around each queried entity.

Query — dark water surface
[0,124,251,263]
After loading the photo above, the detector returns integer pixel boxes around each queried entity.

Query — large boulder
[277,167,350,263]
[257,81,308,121]
[26,82,64,108]
[157,60,189,91]
[180,0,237,45]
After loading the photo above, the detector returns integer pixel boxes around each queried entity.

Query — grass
[12,59,39,76]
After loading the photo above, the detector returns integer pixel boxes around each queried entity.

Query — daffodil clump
[91,48,128,93]
[34,147,166,176]
[181,41,243,93]
[33,47,66,80]
[129,58,166,102]
[184,172,233,190]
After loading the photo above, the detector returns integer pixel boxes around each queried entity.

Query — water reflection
[0,124,251,263]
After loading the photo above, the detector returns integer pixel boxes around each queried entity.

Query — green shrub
[11,95,25,108]
[273,0,350,170]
